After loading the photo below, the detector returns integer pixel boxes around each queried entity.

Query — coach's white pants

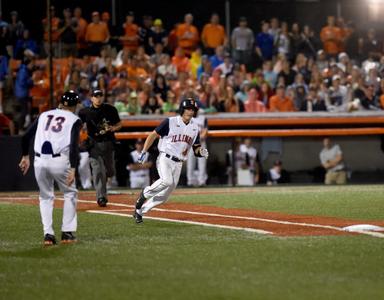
[187,142,207,186]
[139,153,182,215]
[34,155,77,235]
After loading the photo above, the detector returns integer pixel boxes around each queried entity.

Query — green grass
[1,186,384,300]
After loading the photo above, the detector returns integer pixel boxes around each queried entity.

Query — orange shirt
[122,23,139,50]
[172,55,191,73]
[269,95,295,112]
[380,95,384,109]
[320,26,342,55]
[176,23,199,52]
[42,17,61,42]
[201,23,226,48]
[85,22,109,43]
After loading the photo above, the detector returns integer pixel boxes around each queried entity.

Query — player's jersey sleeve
[69,119,82,168]
[155,118,169,137]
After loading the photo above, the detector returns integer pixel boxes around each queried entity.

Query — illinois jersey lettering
[156,116,200,160]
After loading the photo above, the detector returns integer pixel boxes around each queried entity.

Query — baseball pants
[34,154,77,235]
[139,153,182,215]
[187,142,207,186]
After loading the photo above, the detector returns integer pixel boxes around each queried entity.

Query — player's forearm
[143,131,159,152]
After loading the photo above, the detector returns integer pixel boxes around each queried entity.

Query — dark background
[1,0,383,41]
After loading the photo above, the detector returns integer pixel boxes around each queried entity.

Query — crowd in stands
[1,7,384,135]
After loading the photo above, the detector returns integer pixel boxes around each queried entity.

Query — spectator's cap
[274,159,283,166]
[10,11,18,16]
[92,89,103,97]
[127,11,134,17]
[154,18,162,26]
[338,52,348,60]
[317,49,324,56]
[239,16,247,22]
[92,11,99,17]
[130,91,138,98]
[332,74,341,81]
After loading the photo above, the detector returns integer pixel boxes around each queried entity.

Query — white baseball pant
[139,152,182,215]
[34,154,77,235]
[187,141,207,186]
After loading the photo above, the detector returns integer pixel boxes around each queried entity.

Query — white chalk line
[87,210,272,235]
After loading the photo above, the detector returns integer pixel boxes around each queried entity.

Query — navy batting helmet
[61,90,79,107]
[179,97,198,117]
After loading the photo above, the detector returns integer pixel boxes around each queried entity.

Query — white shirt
[34,109,79,155]
[156,116,200,161]
[128,150,150,180]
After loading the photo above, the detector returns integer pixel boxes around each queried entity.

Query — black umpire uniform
[79,89,122,207]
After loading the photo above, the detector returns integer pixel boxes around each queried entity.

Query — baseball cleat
[135,190,146,209]
[133,210,143,224]
[61,232,77,244]
[43,233,57,246]
[97,197,108,207]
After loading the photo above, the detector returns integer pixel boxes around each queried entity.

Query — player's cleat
[133,210,143,224]
[135,190,146,209]
[61,232,77,244]
[97,197,108,207]
[43,233,57,246]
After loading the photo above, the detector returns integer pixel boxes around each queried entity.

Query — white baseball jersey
[156,116,200,160]
[34,109,80,155]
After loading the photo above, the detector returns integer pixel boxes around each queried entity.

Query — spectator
[231,17,254,68]
[216,52,234,76]
[73,7,88,57]
[226,139,252,186]
[157,54,177,80]
[320,16,342,58]
[256,21,274,61]
[172,47,191,74]
[289,22,303,61]
[162,90,179,114]
[275,21,290,58]
[149,19,168,53]
[13,29,38,59]
[278,59,296,86]
[319,137,347,185]
[201,13,227,55]
[176,13,199,56]
[244,87,267,112]
[139,15,153,54]
[360,84,381,110]
[85,11,110,56]
[362,28,382,61]
[7,11,24,56]
[266,160,289,185]
[298,25,317,59]
[59,8,78,58]
[0,54,8,113]
[269,84,295,112]
[262,60,277,88]
[120,11,139,54]
[42,6,61,57]
[327,74,350,112]
[300,84,327,111]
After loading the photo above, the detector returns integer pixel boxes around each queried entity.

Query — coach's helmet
[61,90,80,107]
[179,97,199,117]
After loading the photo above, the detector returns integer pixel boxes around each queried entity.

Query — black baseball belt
[165,153,182,163]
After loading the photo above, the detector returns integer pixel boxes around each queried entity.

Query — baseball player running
[19,91,82,246]
[133,98,209,223]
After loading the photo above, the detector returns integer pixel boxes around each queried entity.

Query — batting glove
[138,151,148,164]
[199,148,209,159]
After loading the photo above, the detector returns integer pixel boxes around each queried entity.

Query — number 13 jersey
[34,109,80,155]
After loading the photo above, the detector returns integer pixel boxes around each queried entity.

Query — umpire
[79,89,122,207]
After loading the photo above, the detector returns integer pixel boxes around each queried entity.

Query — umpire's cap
[179,97,198,117]
[61,90,79,107]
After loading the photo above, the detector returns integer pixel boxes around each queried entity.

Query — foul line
[70,199,384,238]
[87,210,272,235]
